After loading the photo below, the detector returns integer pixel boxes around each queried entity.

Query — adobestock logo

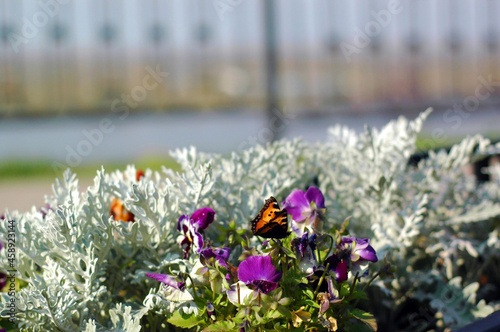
[213,0,245,21]
[51,65,168,173]
[8,0,72,53]
[340,0,402,63]
[419,75,500,151]
[443,75,500,130]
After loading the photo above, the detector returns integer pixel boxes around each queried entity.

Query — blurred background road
[1,0,499,212]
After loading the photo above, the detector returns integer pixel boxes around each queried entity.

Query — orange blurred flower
[110,198,135,222]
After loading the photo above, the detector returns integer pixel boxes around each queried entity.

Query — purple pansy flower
[238,255,282,294]
[339,236,378,271]
[294,232,310,258]
[145,272,186,291]
[177,207,215,258]
[324,254,348,282]
[282,186,326,236]
[190,207,216,231]
[200,247,231,268]
[291,232,318,274]
[0,271,5,289]
[0,243,5,289]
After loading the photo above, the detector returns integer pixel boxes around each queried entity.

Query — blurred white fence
[0,0,499,115]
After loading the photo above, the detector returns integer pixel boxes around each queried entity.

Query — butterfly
[251,196,290,239]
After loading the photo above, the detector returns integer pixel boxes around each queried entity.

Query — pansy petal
[227,281,256,306]
[146,272,185,290]
[0,272,6,289]
[358,246,378,262]
[200,247,231,267]
[298,232,309,257]
[192,231,204,253]
[177,215,189,232]
[319,294,330,314]
[191,207,215,231]
[309,234,318,251]
[213,247,231,261]
[340,236,354,246]
[354,237,370,250]
[282,190,310,222]
[251,280,279,294]
[213,247,231,264]
[238,255,281,284]
[291,221,307,237]
[305,186,325,209]
[336,260,348,282]
[326,255,348,282]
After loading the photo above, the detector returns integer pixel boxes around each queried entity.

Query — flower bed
[0,110,499,331]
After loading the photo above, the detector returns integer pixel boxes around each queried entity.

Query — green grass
[416,131,500,152]
[0,157,181,181]
[2,131,498,181]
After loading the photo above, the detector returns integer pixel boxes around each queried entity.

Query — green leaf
[281,245,295,257]
[304,299,320,308]
[303,288,315,300]
[167,310,204,329]
[202,321,236,332]
[277,305,291,318]
[350,309,377,331]
[339,282,351,298]
[267,309,283,319]
[349,289,368,301]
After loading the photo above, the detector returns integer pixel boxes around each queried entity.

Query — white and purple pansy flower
[338,236,378,272]
[282,186,326,236]
[291,232,318,274]
[177,207,215,259]
[199,246,231,268]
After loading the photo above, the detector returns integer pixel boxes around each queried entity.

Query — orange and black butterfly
[251,196,290,239]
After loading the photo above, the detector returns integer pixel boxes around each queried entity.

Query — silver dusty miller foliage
[0,109,499,331]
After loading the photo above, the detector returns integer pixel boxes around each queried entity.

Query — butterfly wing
[251,196,289,239]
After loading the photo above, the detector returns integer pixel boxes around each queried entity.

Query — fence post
[263,0,281,142]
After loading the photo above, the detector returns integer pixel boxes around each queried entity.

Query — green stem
[323,234,335,261]
[148,316,158,332]
[211,278,216,301]
[349,272,360,297]
[362,270,381,291]
[186,274,198,301]
[274,238,288,275]
[313,263,330,298]
[351,270,381,309]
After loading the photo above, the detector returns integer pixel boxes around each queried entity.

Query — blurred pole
[51,17,67,114]
[263,0,281,142]
[486,0,498,81]
[408,0,421,101]
[448,0,461,97]
[0,0,10,111]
